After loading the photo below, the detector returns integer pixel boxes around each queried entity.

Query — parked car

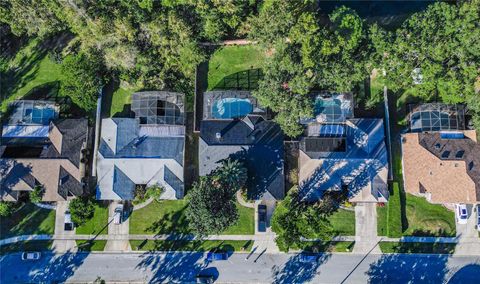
[206,252,228,261]
[299,253,318,263]
[476,205,480,231]
[196,274,215,283]
[64,210,74,231]
[455,204,468,224]
[114,205,123,225]
[21,252,41,260]
[258,204,267,233]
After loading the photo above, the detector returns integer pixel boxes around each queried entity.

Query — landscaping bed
[130,240,253,252]
[0,203,55,238]
[379,242,456,254]
[295,241,355,253]
[129,200,254,235]
[75,240,107,251]
[0,240,53,255]
[75,202,109,235]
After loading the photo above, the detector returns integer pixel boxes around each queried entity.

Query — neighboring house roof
[0,119,88,202]
[299,119,389,203]
[96,117,185,201]
[402,130,480,204]
[199,115,285,200]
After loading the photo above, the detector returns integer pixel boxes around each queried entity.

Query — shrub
[29,185,44,203]
[69,197,95,226]
[0,202,15,217]
[132,184,164,205]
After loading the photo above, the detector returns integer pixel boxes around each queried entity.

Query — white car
[21,252,41,260]
[455,204,468,224]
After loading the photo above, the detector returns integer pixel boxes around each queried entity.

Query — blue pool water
[212,98,253,119]
[314,98,342,121]
[31,106,56,124]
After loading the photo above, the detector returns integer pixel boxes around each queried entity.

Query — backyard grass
[130,240,253,252]
[75,202,109,235]
[0,240,53,255]
[1,38,63,111]
[379,242,456,254]
[207,45,265,90]
[129,200,254,235]
[109,86,138,117]
[75,240,107,251]
[0,203,56,238]
[329,209,355,236]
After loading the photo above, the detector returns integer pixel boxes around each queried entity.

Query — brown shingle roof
[401,131,480,204]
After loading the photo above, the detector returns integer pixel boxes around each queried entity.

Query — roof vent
[468,161,474,171]
[215,132,221,139]
[441,151,450,158]
[435,143,441,149]
[455,150,465,159]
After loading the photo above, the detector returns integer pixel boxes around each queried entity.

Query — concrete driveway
[52,201,76,252]
[104,201,131,252]
[353,202,381,254]
[455,204,480,256]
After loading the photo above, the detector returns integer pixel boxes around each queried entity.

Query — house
[402,104,479,205]
[199,90,285,201]
[1,100,90,202]
[298,93,389,203]
[96,91,185,200]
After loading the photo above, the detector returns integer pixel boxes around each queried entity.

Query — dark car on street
[196,274,215,283]
[206,252,228,261]
[258,204,267,232]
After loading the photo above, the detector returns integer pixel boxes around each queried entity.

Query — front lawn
[75,240,107,251]
[75,203,109,235]
[0,240,53,255]
[207,45,265,90]
[379,242,456,254]
[329,209,355,236]
[130,240,253,252]
[1,38,63,111]
[129,200,254,235]
[403,194,456,237]
[0,203,55,238]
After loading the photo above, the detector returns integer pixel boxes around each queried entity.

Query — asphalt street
[1,252,479,283]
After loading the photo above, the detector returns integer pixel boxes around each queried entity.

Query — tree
[186,158,246,235]
[69,197,95,226]
[60,50,106,112]
[0,201,15,217]
[29,185,44,203]
[186,176,239,236]
[271,187,348,252]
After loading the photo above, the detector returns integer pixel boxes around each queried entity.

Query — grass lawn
[0,203,56,238]
[329,209,355,236]
[109,86,138,117]
[75,240,107,251]
[130,240,253,252]
[377,182,402,237]
[1,38,63,112]
[0,240,53,255]
[403,194,456,237]
[379,242,456,254]
[75,202,109,235]
[296,241,355,253]
[129,200,254,235]
[207,45,265,90]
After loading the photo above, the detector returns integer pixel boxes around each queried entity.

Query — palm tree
[215,158,247,191]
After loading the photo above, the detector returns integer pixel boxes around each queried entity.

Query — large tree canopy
[251,4,370,137]
[186,159,247,236]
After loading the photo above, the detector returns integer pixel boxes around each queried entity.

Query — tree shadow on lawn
[271,253,332,284]
[145,207,191,235]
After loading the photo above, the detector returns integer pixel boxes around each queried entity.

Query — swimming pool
[314,98,343,122]
[212,98,253,119]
